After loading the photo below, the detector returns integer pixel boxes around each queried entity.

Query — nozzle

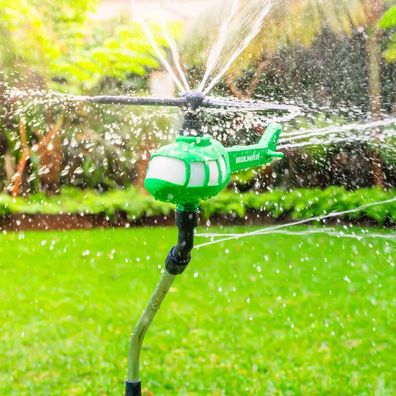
[180,91,205,111]
[180,92,206,135]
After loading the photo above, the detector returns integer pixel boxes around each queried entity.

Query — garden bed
[0,210,389,232]
[0,213,175,231]
[0,186,395,231]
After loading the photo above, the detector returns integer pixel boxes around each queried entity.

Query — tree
[187,0,394,187]
[0,1,172,194]
[0,0,164,92]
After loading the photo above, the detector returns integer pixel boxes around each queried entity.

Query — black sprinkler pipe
[83,95,185,107]
[125,210,199,396]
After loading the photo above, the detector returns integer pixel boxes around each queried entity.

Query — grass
[0,226,395,395]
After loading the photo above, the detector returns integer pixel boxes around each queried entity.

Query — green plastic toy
[145,123,283,211]
[84,91,295,396]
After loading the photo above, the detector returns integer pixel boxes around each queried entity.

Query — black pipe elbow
[165,211,199,275]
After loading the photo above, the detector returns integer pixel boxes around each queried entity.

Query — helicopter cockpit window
[219,156,227,182]
[146,156,186,185]
[189,162,205,187]
[208,161,220,186]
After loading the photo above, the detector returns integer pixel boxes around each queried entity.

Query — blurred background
[0,0,395,226]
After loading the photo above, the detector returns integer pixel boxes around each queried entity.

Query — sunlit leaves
[51,21,168,91]
[0,1,173,92]
[379,5,396,62]
[0,0,62,77]
[379,5,396,29]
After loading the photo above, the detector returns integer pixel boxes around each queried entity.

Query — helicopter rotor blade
[203,96,300,113]
[80,94,301,122]
[82,95,186,107]
[202,96,301,123]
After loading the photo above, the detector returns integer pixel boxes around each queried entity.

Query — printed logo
[235,153,260,164]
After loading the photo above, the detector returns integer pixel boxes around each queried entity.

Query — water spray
[79,90,295,395]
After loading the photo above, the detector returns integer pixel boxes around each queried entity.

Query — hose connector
[165,210,199,275]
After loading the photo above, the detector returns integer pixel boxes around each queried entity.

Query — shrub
[0,186,394,225]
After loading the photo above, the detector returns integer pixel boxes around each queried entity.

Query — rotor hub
[180,91,205,111]
[180,91,206,136]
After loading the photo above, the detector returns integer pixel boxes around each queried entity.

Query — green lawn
[0,227,395,395]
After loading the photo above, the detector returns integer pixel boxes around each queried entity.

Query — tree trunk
[37,118,64,193]
[245,59,270,98]
[11,119,30,197]
[4,153,15,189]
[226,74,245,99]
[367,30,382,118]
[134,147,151,192]
[366,28,384,188]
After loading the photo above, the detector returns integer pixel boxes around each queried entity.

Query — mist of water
[197,228,396,241]
[157,0,190,91]
[278,129,396,150]
[202,0,274,95]
[1,83,182,159]
[280,118,396,143]
[197,0,240,93]
[130,0,187,92]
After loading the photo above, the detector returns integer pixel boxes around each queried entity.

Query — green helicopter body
[144,123,284,210]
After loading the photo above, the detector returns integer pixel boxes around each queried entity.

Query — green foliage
[0,0,170,91]
[230,169,259,188]
[379,5,396,62]
[0,186,173,220]
[0,186,394,225]
[51,21,167,91]
[0,0,94,81]
[380,5,396,29]
[0,227,395,394]
[202,187,396,225]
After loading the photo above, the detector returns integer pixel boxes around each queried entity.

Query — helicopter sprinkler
[83,90,297,396]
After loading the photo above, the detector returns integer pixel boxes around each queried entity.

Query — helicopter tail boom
[226,123,284,173]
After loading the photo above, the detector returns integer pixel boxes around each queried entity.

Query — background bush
[0,186,394,226]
